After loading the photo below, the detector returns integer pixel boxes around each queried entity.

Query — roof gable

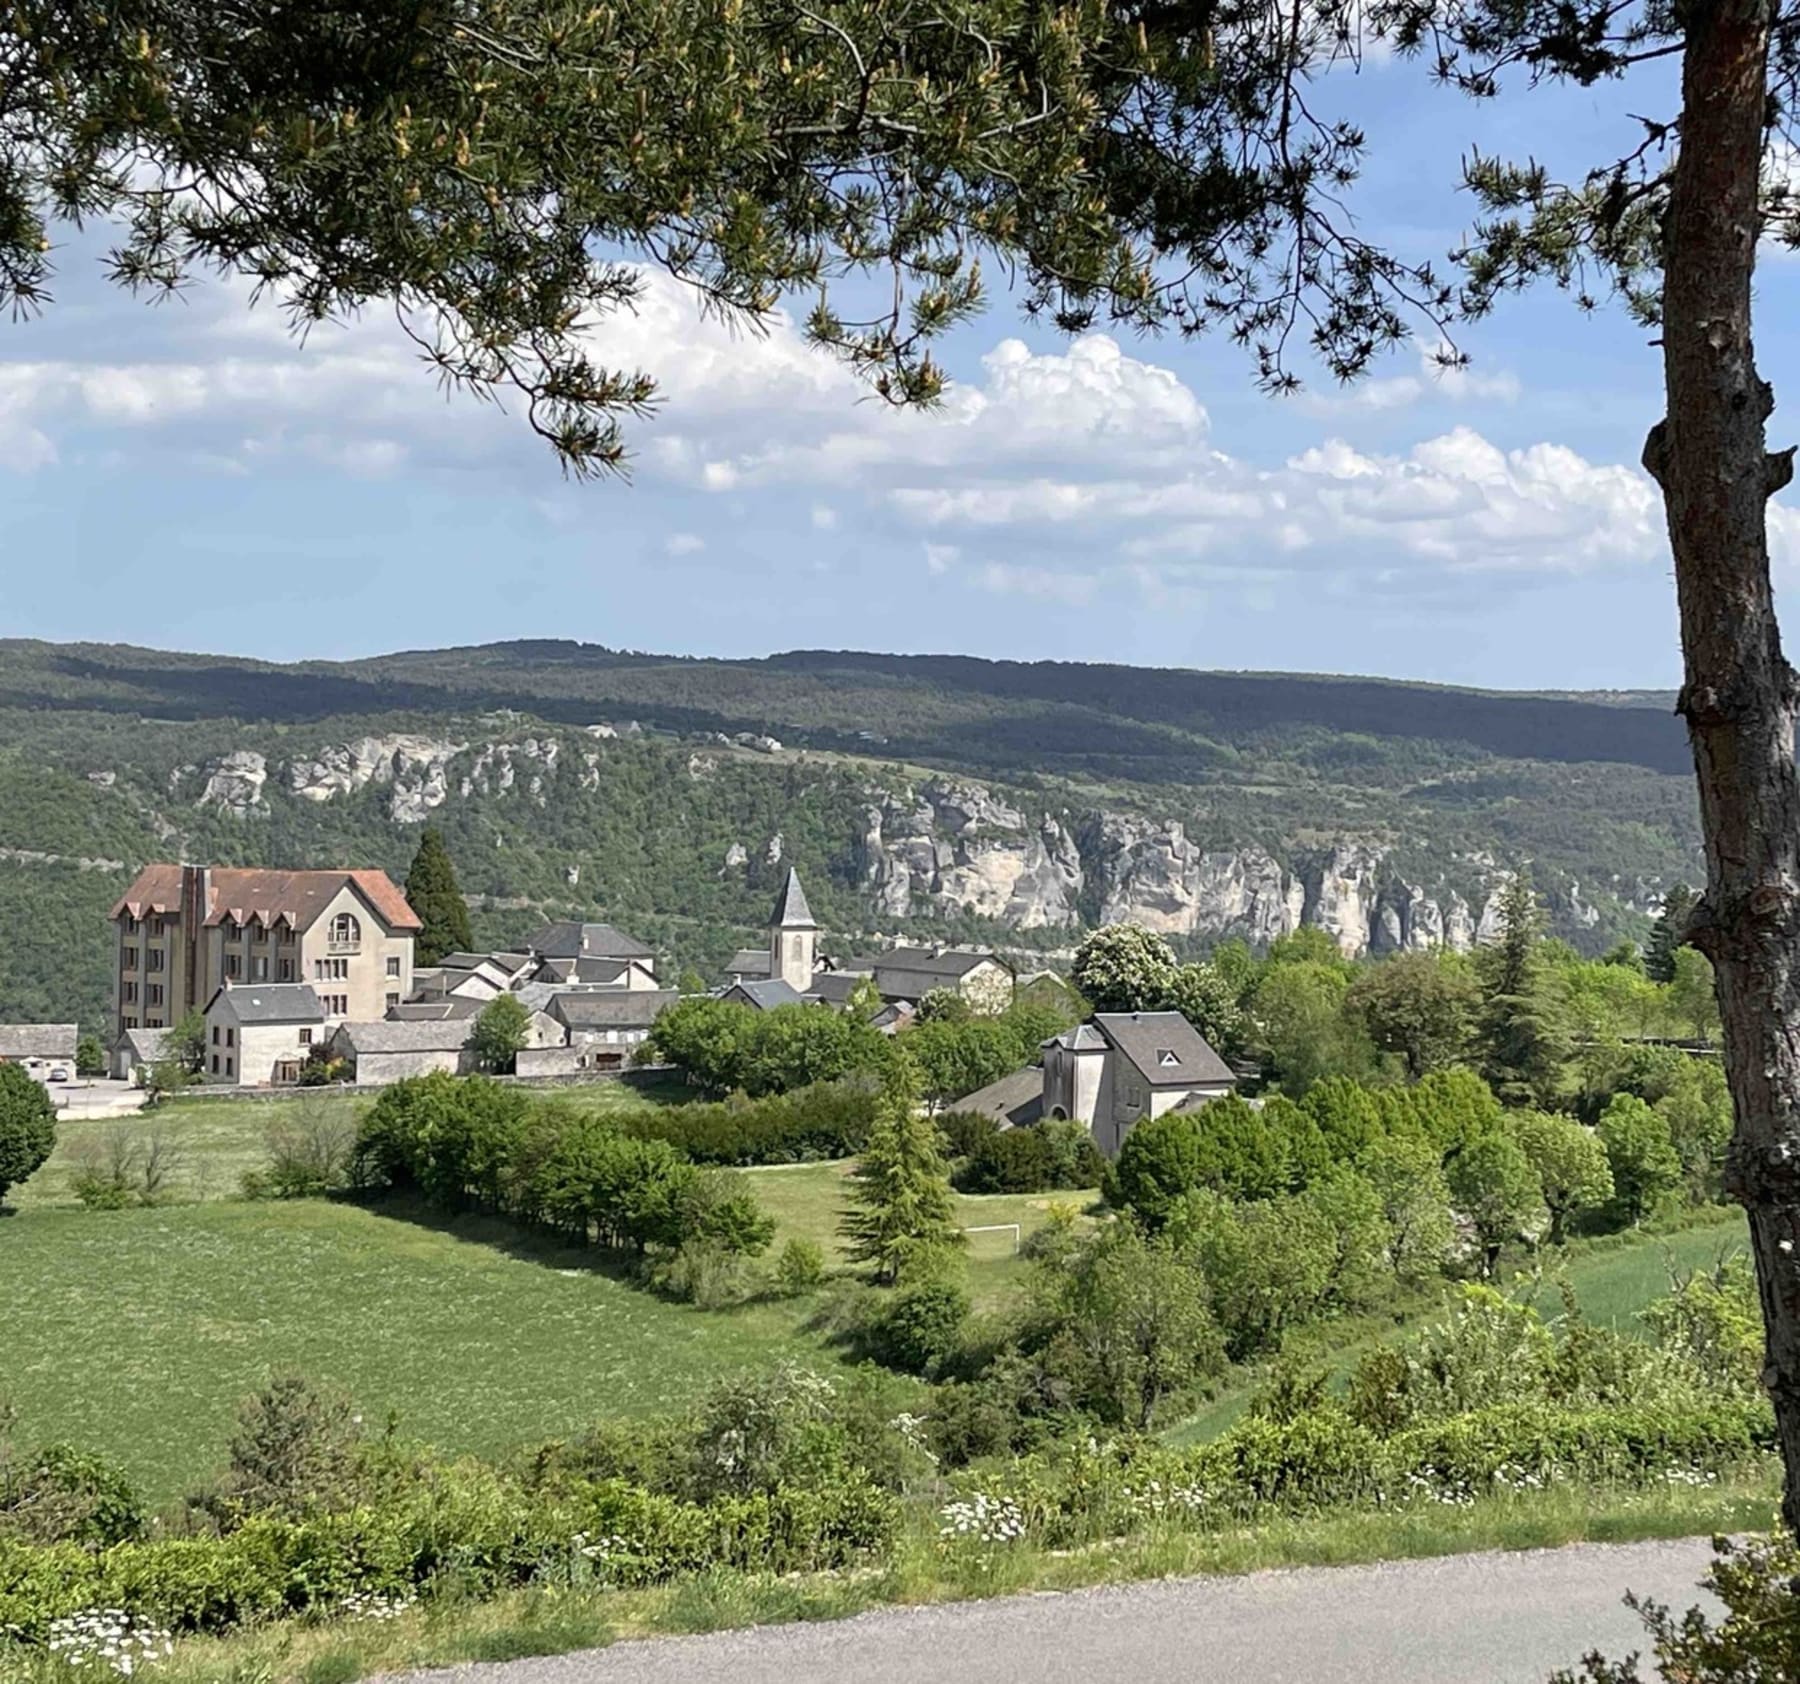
[111,864,419,933]
[1092,1011,1235,1088]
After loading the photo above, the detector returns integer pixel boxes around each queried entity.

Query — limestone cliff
[178,729,1651,956]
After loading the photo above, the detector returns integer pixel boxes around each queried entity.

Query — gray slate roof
[334,1018,472,1053]
[724,948,772,978]
[805,973,865,1006]
[211,985,325,1025]
[387,997,484,1022]
[522,921,655,962]
[551,990,678,1030]
[0,1023,78,1059]
[1046,1023,1109,1053]
[113,1026,174,1063]
[770,868,817,929]
[951,1065,1045,1129]
[725,978,805,1011]
[1092,1011,1235,1089]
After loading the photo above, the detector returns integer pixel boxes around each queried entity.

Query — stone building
[1042,1011,1236,1157]
[202,983,326,1086]
[109,864,419,1038]
[723,868,820,991]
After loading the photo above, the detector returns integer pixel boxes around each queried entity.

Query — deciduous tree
[0,1062,55,1206]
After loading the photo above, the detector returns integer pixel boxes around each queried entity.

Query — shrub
[772,1236,826,1297]
[861,1275,971,1375]
[958,1127,1056,1193]
[652,1239,763,1308]
[66,1128,183,1210]
[0,1443,146,1548]
[622,1080,877,1164]
[937,1109,1000,1159]
[195,1373,366,1525]
[244,1103,355,1199]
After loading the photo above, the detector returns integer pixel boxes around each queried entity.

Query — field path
[383,1536,1718,1684]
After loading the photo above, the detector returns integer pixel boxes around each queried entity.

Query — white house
[202,984,326,1087]
[1042,1011,1237,1156]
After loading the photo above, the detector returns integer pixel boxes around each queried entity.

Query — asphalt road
[386,1537,1721,1684]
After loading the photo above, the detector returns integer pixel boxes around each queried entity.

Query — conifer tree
[405,828,473,967]
[1476,876,1572,1109]
[839,1082,963,1286]
[1646,885,1696,985]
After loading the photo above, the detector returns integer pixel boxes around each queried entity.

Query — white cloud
[0,261,1744,616]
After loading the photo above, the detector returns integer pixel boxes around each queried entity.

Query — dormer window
[1157,1049,1180,1068]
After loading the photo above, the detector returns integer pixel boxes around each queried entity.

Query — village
[0,855,1241,1156]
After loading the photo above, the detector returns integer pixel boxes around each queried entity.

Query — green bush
[958,1127,1056,1193]
[0,1444,146,1548]
[937,1109,1000,1159]
[861,1276,971,1375]
[621,1080,877,1164]
[772,1236,827,1297]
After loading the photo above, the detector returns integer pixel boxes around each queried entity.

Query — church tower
[769,867,818,991]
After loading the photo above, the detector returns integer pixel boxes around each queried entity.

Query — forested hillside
[0,639,1703,1032]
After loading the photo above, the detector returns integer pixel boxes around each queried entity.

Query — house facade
[109,864,420,1038]
[202,984,326,1086]
[1043,1011,1236,1157]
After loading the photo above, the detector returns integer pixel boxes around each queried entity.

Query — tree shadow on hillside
[335,1189,643,1283]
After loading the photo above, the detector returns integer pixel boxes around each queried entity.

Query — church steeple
[769,867,818,990]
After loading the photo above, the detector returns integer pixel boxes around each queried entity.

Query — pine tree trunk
[1650,0,1800,1532]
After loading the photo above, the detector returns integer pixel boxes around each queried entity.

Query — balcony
[325,940,361,956]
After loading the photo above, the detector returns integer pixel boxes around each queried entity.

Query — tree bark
[1651,0,1800,1532]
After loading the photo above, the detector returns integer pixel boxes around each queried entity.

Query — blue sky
[4,49,1798,690]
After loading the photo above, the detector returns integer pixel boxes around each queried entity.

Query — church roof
[770,867,817,930]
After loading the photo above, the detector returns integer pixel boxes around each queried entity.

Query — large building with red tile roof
[109,863,420,1049]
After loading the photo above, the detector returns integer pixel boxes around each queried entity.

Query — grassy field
[3,1090,1088,1504]
[2,1197,843,1506]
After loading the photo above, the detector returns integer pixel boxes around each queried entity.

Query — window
[224,1056,233,1078]
[210,1054,219,1074]
[122,946,138,968]
[278,959,295,981]
[146,1017,161,1029]
[319,994,348,1016]
[147,949,165,972]
[211,1026,220,1046]
[222,916,239,940]
[124,915,139,934]
[274,1060,299,1085]
[313,958,348,982]
[147,984,164,1008]
[1157,1049,1180,1068]
[224,954,241,979]
[386,956,402,978]
[149,916,166,937]
[329,913,361,946]
[386,992,400,1010]
[121,982,137,1004]
[298,1028,312,1047]
[253,956,269,981]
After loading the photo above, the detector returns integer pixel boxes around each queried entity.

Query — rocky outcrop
[285,735,466,822]
[1087,817,1301,946]
[196,750,269,817]
[161,725,1620,955]
[856,779,1083,929]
